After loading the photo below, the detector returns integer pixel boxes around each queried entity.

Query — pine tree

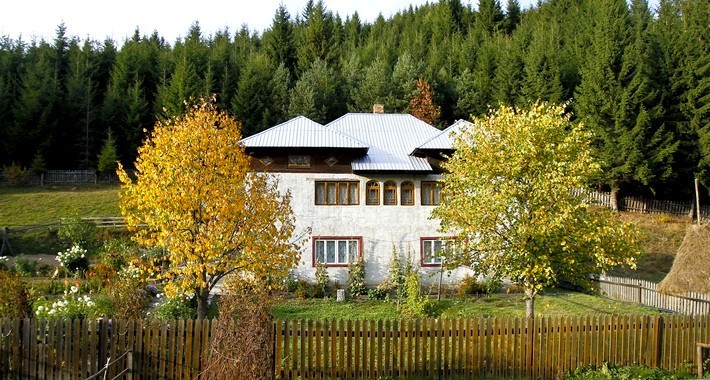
[232,54,274,136]
[477,0,505,35]
[265,5,297,74]
[504,0,521,35]
[351,55,390,112]
[288,59,340,123]
[269,63,292,125]
[97,128,119,174]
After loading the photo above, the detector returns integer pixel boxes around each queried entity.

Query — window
[421,238,459,266]
[260,156,274,166]
[366,181,380,205]
[288,155,311,168]
[313,237,361,266]
[421,181,441,205]
[315,181,359,205]
[401,181,414,205]
[384,180,397,205]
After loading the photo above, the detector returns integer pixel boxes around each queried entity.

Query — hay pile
[658,224,710,295]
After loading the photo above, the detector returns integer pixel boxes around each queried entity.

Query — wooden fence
[274,316,710,379]
[0,318,214,380]
[599,275,710,316]
[573,189,710,219]
[2,316,709,379]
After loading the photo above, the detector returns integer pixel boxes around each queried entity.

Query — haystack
[658,224,710,295]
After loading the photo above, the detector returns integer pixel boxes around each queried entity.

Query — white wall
[273,172,475,288]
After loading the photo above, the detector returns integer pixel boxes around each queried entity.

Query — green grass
[271,290,663,320]
[0,185,121,227]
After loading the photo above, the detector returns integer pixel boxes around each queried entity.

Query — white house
[241,110,474,287]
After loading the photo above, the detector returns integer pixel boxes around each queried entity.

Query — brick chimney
[373,104,384,114]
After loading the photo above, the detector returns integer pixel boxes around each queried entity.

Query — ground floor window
[420,237,456,266]
[313,237,361,266]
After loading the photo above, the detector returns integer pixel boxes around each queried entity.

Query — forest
[0,0,707,200]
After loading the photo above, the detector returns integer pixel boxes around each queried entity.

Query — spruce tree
[265,5,297,74]
[232,54,274,136]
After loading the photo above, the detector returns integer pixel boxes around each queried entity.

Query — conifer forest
[0,0,707,199]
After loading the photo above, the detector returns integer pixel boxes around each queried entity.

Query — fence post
[127,350,133,380]
[638,283,642,304]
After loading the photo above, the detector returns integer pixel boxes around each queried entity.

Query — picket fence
[599,275,710,316]
[2,315,710,380]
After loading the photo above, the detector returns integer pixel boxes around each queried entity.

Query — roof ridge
[240,115,321,142]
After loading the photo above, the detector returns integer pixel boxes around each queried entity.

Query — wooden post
[127,350,133,380]
[638,283,642,305]
[0,227,12,256]
[695,178,701,224]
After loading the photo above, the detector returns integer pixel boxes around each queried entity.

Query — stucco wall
[272,172,475,288]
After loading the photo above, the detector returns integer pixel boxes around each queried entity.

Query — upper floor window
[401,181,414,205]
[314,237,361,267]
[315,181,359,205]
[366,181,380,205]
[384,180,397,205]
[421,181,441,205]
[288,155,311,168]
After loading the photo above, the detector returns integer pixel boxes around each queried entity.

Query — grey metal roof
[240,116,367,149]
[414,119,473,152]
[326,114,441,171]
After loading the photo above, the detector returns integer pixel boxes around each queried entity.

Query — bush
[57,215,97,249]
[106,278,152,319]
[295,281,324,299]
[13,255,38,277]
[315,261,329,296]
[283,271,298,293]
[152,293,196,320]
[565,362,695,379]
[456,275,486,296]
[33,284,101,319]
[367,284,389,301]
[0,271,32,318]
[99,239,134,271]
[2,163,29,186]
[56,245,89,275]
[348,257,366,296]
[402,271,436,317]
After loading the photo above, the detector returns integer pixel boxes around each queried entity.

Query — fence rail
[599,275,710,316]
[2,316,709,379]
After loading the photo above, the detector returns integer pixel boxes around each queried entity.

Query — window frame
[383,180,397,206]
[401,181,414,206]
[366,180,380,205]
[421,181,441,205]
[315,181,360,205]
[288,155,312,168]
[312,236,362,267]
[420,237,457,267]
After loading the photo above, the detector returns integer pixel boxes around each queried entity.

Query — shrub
[56,245,89,275]
[283,271,298,293]
[0,256,8,270]
[483,277,502,296]
[0,271,32,318]
[388,246,407,300]
[565,362,695,379]
[348,257,366,296]
[402,271,435,317]
[367,284,389,301]
[34,283,99,319]
[13,255,38,277]
[57,215,97,249]
[2,163,29,186]
[456,275,486,296]
[99,238,134,271]
[315,261,329,296]
[152,293,196,320]
[295,281,324,299]
[106,277,152,319]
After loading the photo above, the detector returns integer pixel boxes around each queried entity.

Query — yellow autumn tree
[117,98,300,318]
[433,102,641,318]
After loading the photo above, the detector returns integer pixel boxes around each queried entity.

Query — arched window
[401,181,414,205]
[366,181,380,205]
[384,180,397,205]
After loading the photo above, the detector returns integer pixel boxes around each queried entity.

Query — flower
[70,286,78,294]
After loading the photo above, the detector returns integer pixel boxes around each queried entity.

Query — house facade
[241,111,474,287]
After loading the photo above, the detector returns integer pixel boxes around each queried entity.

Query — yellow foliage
[117,98,300,317]
[433,102,641,316]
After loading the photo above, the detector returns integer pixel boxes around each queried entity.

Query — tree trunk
[525,288,536,319]
[610,187,619,212]
[197,290,210,319]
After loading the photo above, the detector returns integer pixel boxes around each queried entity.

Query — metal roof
[326,114,441,172]
[240,116,367,149]
[414,119,473,152]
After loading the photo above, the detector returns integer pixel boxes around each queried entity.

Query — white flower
[70,286,78,294]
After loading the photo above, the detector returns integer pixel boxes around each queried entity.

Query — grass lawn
[0,185,121,227]
[271,290,663,320]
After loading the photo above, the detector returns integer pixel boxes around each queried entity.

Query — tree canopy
[117,98,300,318]
[433,103,641,318]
